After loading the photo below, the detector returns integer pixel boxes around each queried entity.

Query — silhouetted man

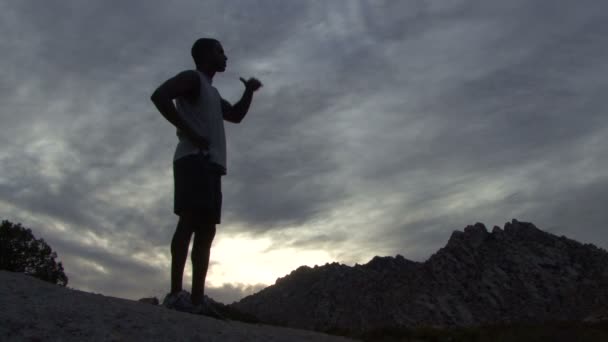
[150,38,262,316]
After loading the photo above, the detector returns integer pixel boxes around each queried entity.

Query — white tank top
[173,71,227,174]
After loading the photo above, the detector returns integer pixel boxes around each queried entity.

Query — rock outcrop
[0,271,354,341]
[231,219,608,335]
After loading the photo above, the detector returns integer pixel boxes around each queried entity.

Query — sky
[1,0,607,304]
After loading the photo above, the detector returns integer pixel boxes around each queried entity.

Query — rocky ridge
[231,219,608,335]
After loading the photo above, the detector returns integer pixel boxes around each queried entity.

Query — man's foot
[191,297,227,320]
[161,290,194,313]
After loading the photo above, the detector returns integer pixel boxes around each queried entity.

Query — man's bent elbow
[150,89,163,104]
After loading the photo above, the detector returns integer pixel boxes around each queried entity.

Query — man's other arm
[222,77,263,123]
[150,71,209,149]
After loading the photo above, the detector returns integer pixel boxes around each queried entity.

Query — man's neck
[196,66,215,82]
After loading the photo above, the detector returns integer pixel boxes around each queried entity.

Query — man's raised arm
[223,77,263,123]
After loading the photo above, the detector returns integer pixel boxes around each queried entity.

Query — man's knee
[196,222,216,242]
[191,225,215,257]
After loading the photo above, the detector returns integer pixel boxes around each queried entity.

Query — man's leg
[191,220,216,305]
[170,215,195,294]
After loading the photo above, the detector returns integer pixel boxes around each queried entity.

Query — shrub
[0,219,68,286]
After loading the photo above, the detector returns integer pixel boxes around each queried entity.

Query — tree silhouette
[0,219,68,286]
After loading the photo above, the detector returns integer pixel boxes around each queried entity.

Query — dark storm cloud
[223,84,350,229]
[352,0,608,179]
[1,0,336,234]
[1,0,336,300]
[2,0,608,301]
[243,0,608,265]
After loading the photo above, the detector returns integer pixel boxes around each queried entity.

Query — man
[150,38,262,316]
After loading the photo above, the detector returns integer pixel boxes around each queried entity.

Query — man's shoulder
[174,70,201,100]
[176,69,201,82]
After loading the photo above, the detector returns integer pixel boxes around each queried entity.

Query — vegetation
[0,219,68,286]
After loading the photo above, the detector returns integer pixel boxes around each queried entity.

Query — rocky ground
[0,270,355,342]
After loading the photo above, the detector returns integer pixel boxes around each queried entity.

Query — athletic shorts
[173,152,223,224]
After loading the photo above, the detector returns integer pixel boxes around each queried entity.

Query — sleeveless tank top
[173,71,227,175]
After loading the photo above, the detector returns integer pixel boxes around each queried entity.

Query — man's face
[212,43,227,72]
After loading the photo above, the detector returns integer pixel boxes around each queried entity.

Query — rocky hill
[231,219,608,336]
[0,270,354,341]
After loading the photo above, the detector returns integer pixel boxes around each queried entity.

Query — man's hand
[239,77,263,92]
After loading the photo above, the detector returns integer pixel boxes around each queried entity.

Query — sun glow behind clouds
[203,234,335,287]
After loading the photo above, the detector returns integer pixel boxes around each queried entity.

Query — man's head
[191,38,227,72]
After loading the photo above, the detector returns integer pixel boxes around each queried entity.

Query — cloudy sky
[1,0,607,304]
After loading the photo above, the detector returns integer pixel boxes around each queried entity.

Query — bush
[0,219,68,286]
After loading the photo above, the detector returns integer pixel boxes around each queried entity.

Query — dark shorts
[173,152,223,224]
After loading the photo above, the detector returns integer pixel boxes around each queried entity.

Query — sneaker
[191,297,227,320]
[162,290,194,313]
